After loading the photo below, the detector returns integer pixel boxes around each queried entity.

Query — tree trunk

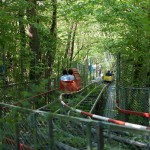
[46,0,57,78]
[18,10,26,82]
[64,22,77,67]
[64,23,74,59]
[69,23,77,63]
[26,0,40,80]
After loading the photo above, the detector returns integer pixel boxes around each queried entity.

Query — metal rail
[38,81,101,114]
[60,87,150,131]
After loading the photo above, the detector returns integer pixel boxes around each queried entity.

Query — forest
[0,1,150,149]
[0,0,149,87]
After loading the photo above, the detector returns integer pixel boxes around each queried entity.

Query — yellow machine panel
[103,76,113,82]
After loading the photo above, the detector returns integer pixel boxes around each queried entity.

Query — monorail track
[39,81,107,117]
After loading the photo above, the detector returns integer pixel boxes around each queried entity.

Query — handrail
[116,105,150,118]
[1,102,150,135]
[15,88,58,106]
[117,85,150,118]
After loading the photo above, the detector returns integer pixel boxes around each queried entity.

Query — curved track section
[38,81,106,115]
[67,82,108,117]
[60,86,150,131]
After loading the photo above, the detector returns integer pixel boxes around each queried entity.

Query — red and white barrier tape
[60,98,150,131]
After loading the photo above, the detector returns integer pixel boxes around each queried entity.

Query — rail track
[38,81,107,116]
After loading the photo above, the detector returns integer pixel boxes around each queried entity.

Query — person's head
[68,69,73,75]
[62,69,68,75]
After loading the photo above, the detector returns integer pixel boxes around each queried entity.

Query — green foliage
[0,0,149,84]
[94,0,149,86]
[55,128,86,148]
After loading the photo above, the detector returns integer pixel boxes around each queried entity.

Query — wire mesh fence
[117,53,150,87]
[0,60,89,106]
[0,79,59,109]
[118,86,150,126]
[0,81,35,106]
[1,103,150,150]
[116,53,150,126]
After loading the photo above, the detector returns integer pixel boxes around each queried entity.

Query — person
[106,70,112,76]
[111,71,114,76]
[68,69,75,80]
[97,64,102,77]
[88,64,93,72]
[60,69,69,81]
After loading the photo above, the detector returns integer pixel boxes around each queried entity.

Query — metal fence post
[31,113,38,150]
[116,52,120,105]
[85,58,89,85]
[15,112,20,150]
[125,88,129,122]
[0,104,3,149]
[146,136,150,150]
[148,90,150,125]
[90,57,92,81]
[48,115,54,150]
[143,89,149,126]
[86,123,92,150]
[96,122,104,150]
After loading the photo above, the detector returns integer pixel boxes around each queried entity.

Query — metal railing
[118,85,150,125]
[1,103,150,150]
